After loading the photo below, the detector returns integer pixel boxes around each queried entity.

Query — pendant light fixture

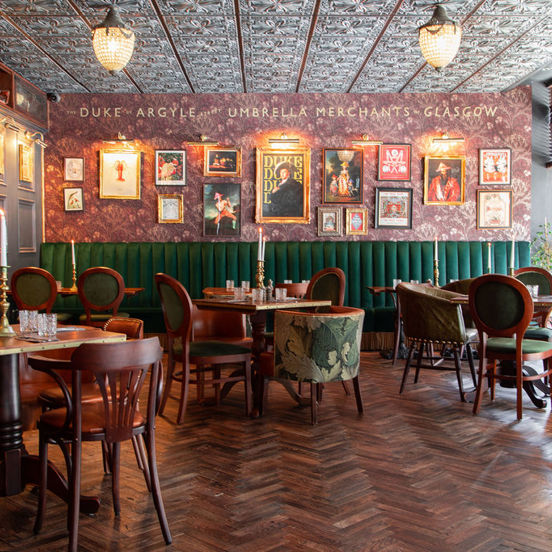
[92,5,135,75]
[418,4,462,71]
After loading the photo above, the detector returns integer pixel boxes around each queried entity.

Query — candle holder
[508,267,515,277]
[0,266,16,336]
[433,260,440,288]
[255,260,265,289]
[69,263,78,292]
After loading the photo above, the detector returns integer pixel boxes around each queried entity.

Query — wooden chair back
[305,267,345,306]
[11,266,57,312]
[155,273,193,342]
[104,317,144,339]
[274,282,308,298]
[77,267,125,324]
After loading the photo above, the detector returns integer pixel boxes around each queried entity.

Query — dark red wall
[45,89,532,243]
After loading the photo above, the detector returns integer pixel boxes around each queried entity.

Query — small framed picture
[318,206,342,237]
[158,193,183,223]
[99,150,141,199]
[424,156,465,205]
[378,144,411,181]
[345,207,368,235]
[477,190,512,229]
[479,148,511,185]
[64,157,84,182]
[19,143,33,183]
[322,148,363,203]
[203,182,241,236]
[204,147,241,177]
[375,187,413,229]
[155,150,186,186]
[63,187,84,212]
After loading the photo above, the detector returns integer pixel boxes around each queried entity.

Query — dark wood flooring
[2,352,552,551]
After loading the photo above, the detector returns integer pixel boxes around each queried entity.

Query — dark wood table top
[58,287,144,297]
[193,296,331,313]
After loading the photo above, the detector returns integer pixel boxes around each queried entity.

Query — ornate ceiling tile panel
[157,0,234,14]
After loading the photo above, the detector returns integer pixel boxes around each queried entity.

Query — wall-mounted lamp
[185,135,219,147]
[351,134,383,146]
[432,132,464,146]
[25,131,47,148]
[268,133,300,148]
[1,116,20,133]
[102,132,135,146]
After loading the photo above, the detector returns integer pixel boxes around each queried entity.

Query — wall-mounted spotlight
[268,133,300,148]
[351,134,383,146]
[185,135,219,147]
[432,132,464,145]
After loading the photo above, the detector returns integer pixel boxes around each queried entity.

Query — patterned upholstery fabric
[273,306,364,383]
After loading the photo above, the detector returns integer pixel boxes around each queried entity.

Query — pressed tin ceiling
[1,0,552,95]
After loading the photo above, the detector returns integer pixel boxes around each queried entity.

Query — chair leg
[176,360,191,425]
[414,343,424,383]
[452,347,466,402]
[352,376,363,414]
[68,435,82,552]
[466,344,477,387]
[33,432,48,534]
[516,355,523,421]
[159,354,175,416]
[132,435,151,491]
[256,372,266,416]
[473,357,487,415]
[392,316,402,366]
[310,383,318,424]
[244,360,253,417]
[399,344,415,394]
[489,360,496,401]
[341,380,351,395]
[102,440,112,474]
[111,442,121,516]
[145,427,172,544]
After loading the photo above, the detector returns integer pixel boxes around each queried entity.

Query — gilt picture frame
[423,155,465,205]
[318,206,342,237]
[477,189,512,229]
[255,146,310,224]
[19,143,33,183]
[99,149,141,199]
[204,147,241,177]
[155,150,186,186]
[158,193,183,223]
[345,207,368,235]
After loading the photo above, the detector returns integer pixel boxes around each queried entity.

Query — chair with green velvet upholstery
[469,274,552,420]
[441,277,477,331]
[305,267,346,308]
[257,306,364,424]
[11,266,72,323]
[77,266,129,327]
[515,267,552,338]
[155,273,252,424]
[396,283,477,401]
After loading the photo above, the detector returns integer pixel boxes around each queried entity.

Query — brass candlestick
[70,263,77,292]
[433,260,440,287]
[0,266,15,336]
[508,267,515,276]
[255,260,265,289]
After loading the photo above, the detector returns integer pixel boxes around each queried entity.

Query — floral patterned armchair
[258,306,365,424]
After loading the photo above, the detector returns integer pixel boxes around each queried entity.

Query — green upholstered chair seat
[79,312,129,323]
[524,327,552,341]
[486,337,552,354]
[172,340,250,357]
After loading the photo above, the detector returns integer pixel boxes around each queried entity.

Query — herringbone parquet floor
[2,352,552,551]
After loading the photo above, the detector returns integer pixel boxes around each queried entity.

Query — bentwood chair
[155,273,253,423]
[396,282,477,401]
[274,281,308,299]
[469,274,552,420]
[31,338,172,552]
[77,266,129,327]
[257,306,365,424]
[515,266,552,330]
[305,267,346,308]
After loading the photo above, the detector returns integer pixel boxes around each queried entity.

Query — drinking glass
[241,280,250,291]
[225,280,234,292]
[44,313,57,337]
[56,280,62,291]
[37,313,47,337]
[19,310,30,334]
[275,288,287,301]
[392,279,402,289]
[27,310,38,333]
[284,280,292,284]
[410,279,420,284]
[234,287,245,300]
[528,284,539,298]
[251,288,265,302]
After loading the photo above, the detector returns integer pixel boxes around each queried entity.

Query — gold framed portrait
[423,155,465,205]
[255,146,310,223]
[19,143,33,183]
[99,149,141,200]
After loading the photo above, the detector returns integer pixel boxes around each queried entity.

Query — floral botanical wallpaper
[45,89,532,243]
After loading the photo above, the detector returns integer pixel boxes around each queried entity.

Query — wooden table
[58,286,144,296]
[0,326,126,506]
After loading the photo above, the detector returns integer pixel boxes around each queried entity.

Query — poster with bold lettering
[378,144,411,181]
[255,146,310,223]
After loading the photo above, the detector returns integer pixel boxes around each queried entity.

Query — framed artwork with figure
[255,146,310,224]
[19,143,33,183]
[64,157,84,182]
[423,155,465,205]
[99,150,141,199]
[479,148,511,185]
[322,148,362,204]
[378,144,411,181]
[204,183,241,237]
[375,187,412,229]
[318,206,342,236]
[155,150,186,186]
[477,190,512,228]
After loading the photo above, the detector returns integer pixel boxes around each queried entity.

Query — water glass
[241,280,250,292]
[392,279,402,289]
[275,287,287,301]
[410,279,420,284]
[225,279,235,292]
[234,287,245,300]
[251,288,265,302]
[528,284,539,298]
[19,310,31,334]
[284,279,292,284]
[55,280,62,291]
[41,313,57,337]
[302,280,310,284]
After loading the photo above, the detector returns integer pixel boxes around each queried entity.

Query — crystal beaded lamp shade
[92,6,135,75]
[418,5,462,71]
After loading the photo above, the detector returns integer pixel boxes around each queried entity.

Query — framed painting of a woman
[322,148,362,204]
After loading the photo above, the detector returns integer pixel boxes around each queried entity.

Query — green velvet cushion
[189,341,250,357]
[14,273,52,307]
[82,272,121,305]
[523,327,552,341]
[516,272,552,294]
[486,337,552,354]
[474,282,525,330]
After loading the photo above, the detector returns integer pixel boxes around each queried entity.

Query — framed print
[204,182,241,237]
[158,193,183,223]
[63,187,83,211]
[479,148,511,185]
[64,157,84,182]
[0,127,5,180]
[204,147,241,177]
[423,156,465,205]
[155,150,186,186]
[378,144,411,181]
[255,146,310,223]
[318,206,342,237]
[19,143,33,183]
[99,149,140,199]
[345,207,368,235]
[322,148,362,203]
[477,190,512,229]
[375,187,413,229]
